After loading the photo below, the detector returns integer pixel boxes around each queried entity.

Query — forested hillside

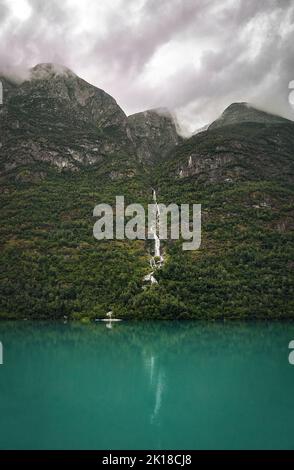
[1,65,293,319]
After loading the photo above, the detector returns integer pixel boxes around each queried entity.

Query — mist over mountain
[209,102,292,130]
[1,0,294,133]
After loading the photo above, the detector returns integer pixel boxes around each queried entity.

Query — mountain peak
[30,63,76,80]
[225,101,249,109]
[209,102,289,130]
[128,107,180,163]
[1,62,131,169]
[143,107,172,117]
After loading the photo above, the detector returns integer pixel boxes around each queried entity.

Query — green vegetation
[0,162,149,320]
[1,98,293,319]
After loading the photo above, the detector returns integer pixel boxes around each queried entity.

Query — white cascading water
[153,189,161,259]
[144,189,163,285]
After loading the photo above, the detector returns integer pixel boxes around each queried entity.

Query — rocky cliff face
[209,102,290,130]
[170,121,294,184]
[1,63,128,131]
[1,65,293,187]
[0,63,136,172]
[0,64,182,173]
[128,108,180,164]
[159,102,294,184]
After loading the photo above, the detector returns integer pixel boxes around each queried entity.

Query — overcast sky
[0,0,294,133]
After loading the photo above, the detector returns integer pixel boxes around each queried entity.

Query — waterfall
[151,189,164,265]
[143,189,164,285]
[152,189,161,259]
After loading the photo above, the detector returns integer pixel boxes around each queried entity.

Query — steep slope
[0,63,136,172]
[128,108,180,164]
[165,121,294,184]
[0,64,151,319]
[132,117,293,319]
[209,102,290,130]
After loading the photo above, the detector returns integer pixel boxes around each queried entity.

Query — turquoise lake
[0,321,293,450]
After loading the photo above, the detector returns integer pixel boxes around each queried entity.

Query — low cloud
[0,0,293,133]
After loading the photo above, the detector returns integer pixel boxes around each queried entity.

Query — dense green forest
[1,127,293,320]
[1,68,293,320]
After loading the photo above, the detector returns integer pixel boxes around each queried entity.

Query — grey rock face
[172,117,294,185]
[209,102,290,130]
[128,108,180,163]
[9,63,128,131]
[177,152,235,182]
[0,64,181,172]
[0,63,137,172]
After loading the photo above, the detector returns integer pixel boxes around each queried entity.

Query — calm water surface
[0,321,293,449]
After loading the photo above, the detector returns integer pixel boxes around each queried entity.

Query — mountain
[209,102,290,130]
[0,64,150,320]
[164,113,294,184]
[0,63,138,173]
[150,106,294,319]
[0,65,293,320]
[128,108,180,164]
